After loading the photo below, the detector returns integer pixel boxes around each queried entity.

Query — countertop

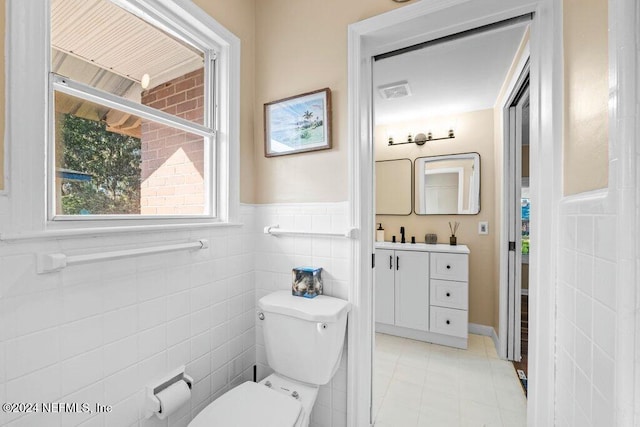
[374,241,470,254]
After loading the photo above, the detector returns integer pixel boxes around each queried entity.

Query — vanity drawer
[430,253,468,282]
[429,306,468,338]
[430,279,468,310]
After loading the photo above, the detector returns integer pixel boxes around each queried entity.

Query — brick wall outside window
[140,68,206,215]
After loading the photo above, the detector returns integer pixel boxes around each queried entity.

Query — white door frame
[497,47,530,362]
[608,1,640,425]
[504,80,530,362]
[422,167,465,214]
[346,1,563,426]
[498,59,530,361]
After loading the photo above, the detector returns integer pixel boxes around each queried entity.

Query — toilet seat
[189,381,303,427]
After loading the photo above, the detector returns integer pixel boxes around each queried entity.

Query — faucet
[400,226,405,243]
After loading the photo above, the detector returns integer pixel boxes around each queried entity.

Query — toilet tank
[258,291,351,385]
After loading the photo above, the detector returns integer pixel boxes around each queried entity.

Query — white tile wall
[0,205,256,427]
[252,202,351,427]
[0,202,351,427]
[556,195,617,426]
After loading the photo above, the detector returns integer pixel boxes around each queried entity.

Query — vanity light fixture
[387,129,456,146]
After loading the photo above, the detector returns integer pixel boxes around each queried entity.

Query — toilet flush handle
[317,322,328,332]
[257,312,265,320]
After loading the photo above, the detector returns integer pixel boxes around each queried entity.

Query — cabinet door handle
[446,320,451,325]
[396,256,399,270]
[446,292,451,297]
[446,265,451,270]
[389,255,393,269]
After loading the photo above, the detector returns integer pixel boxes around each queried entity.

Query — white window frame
[1,0,240,239]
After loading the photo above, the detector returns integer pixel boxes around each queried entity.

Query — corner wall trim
[468,323,495,336]
[469,323,501,356]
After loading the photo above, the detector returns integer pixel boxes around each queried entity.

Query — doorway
[370,16,531,426]
[346,2,562,426]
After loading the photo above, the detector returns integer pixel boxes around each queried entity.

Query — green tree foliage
[60,114,141,215]
[303,110,313,121]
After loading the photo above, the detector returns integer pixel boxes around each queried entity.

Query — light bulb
[141,74,150,89]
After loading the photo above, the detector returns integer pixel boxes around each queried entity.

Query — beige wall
[193,0,256,203]
[563,0,608,195]
[376,159,412,215]
[202,0,412,203]
[0,0,5,190]
[253,0,414,203]
[375,109,497,327]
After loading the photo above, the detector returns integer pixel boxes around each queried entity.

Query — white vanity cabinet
[375,249,396,326]
[375,243,470,349]
[375,249,429,330]
[429,253,469,340]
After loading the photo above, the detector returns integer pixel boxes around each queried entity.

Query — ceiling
[52,0,203,90]
[373,24,528,125]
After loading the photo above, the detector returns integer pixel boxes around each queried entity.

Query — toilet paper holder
[144,365,193,419]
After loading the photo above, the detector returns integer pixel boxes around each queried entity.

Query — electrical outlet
[478,221,489,235]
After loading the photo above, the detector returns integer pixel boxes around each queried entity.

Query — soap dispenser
[376,223,385,242]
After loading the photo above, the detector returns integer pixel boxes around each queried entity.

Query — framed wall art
[264,88,332,157]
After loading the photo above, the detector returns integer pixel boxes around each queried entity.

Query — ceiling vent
[378,81,411,100]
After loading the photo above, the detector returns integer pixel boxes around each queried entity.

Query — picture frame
[264,88,332,157]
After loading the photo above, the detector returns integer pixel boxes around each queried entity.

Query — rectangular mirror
[414,152,480,215]
[376,159,412,215]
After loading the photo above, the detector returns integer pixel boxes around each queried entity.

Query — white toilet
[189,290,351,427]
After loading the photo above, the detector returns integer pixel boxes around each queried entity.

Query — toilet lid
[189,381,302,427]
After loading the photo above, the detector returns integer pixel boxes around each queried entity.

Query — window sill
[0,220,243,241]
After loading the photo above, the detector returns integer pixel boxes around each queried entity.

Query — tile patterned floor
[373,333,527,427]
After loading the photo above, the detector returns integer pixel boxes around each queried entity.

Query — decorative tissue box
[292,267,323,298]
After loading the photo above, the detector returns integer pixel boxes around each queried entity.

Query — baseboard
[469,323,501,356]
[468,323,493,336]
[490,328,500,355]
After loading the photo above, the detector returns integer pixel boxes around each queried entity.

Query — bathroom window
[5,0,239,236]
[50,0,218,219]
